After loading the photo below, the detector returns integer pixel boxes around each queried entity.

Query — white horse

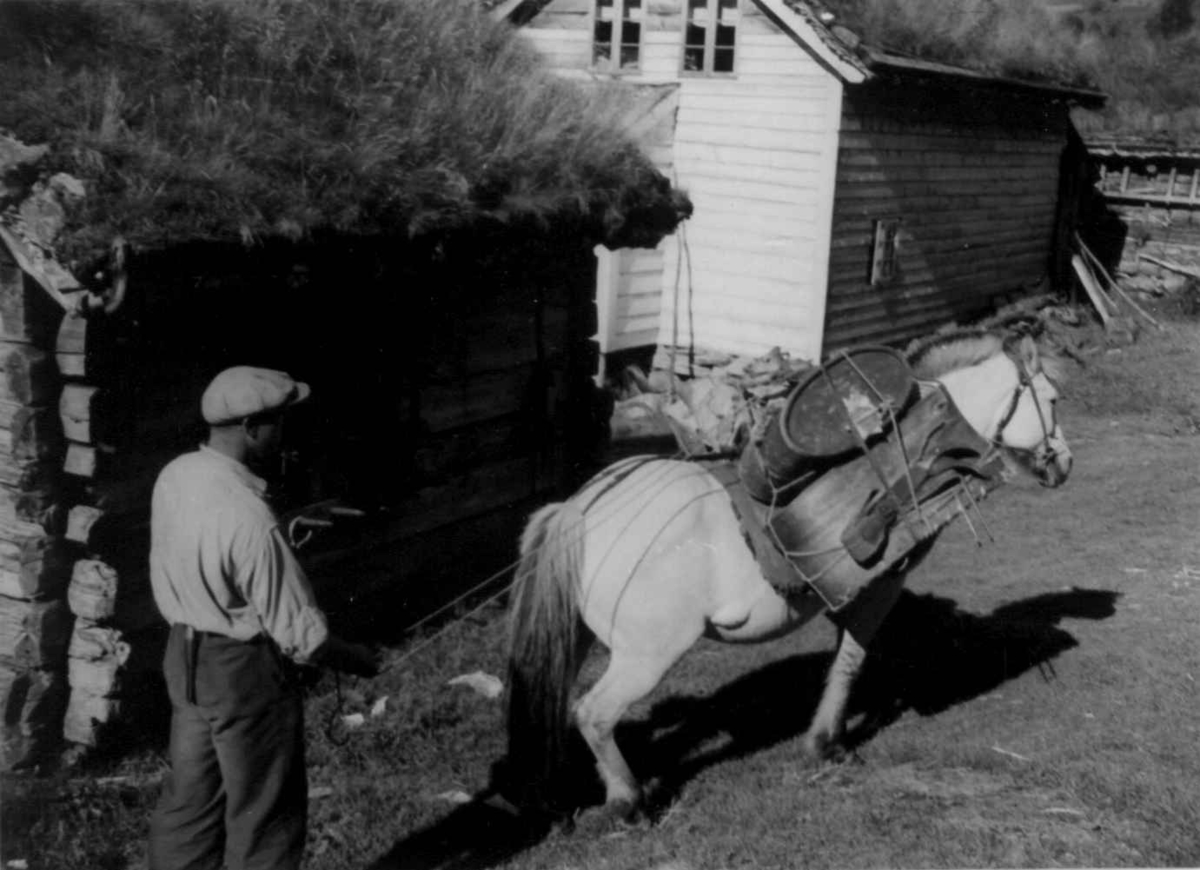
[503,330,1071,820]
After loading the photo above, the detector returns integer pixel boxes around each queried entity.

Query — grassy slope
[5,314,1200,869]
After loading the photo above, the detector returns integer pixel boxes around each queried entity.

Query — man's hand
[284,500,366,549]
[343,642,383,678]
[315,635,383,678]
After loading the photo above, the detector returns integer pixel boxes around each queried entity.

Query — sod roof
[815,0,1099,93]
[0,0,691,270]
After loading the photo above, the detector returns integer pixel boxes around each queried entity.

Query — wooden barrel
[739,346,917,503]
[767,384,1004,611]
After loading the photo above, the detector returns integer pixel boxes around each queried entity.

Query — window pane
[716,23,735,47]
[683,46,705,71]
[625,0,643,17]
[718,0,739,20]
[685,22,707,48]
[621,20,640,68]
[593,17,612,67]
[713,46,734,73]
[687,0,710,23]
[596,0,615,21]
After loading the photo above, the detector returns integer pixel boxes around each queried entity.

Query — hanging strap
[705,462,801,592]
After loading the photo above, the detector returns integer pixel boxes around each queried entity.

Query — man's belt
[175,624,268,704]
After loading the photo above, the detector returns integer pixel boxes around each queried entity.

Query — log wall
[0,244,72,768]
[3,233,604,757]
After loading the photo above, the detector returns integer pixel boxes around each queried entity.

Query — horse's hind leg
[574,644,695,818]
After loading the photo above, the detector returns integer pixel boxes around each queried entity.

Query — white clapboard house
[495,0,1103,370]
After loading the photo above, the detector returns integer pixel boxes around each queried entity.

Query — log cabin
[0,0,688,762]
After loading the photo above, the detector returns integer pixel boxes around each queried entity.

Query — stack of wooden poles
[56,310,165,751]
[1071,233,1164,341]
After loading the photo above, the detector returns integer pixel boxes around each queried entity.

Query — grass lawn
[5,309,1200,869]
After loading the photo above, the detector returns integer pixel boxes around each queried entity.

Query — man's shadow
[368,586,1118,869]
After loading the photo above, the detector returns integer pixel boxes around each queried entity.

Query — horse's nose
[1039,447,1072,488]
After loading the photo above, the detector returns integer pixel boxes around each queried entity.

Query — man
[148,366,380,870]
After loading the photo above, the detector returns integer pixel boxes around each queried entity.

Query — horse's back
[569,457,779,648]
[570,457,726,582]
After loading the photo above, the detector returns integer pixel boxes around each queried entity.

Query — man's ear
[242,417,262,443]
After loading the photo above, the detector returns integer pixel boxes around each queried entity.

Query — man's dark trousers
[149,624,307,870]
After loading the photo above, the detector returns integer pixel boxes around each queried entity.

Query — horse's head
[986,334,1072,487]
[909,330,1072,488]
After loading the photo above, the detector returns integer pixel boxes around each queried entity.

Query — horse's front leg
[803,567,908,760]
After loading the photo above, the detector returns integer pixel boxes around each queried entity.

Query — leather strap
[705,462,800,591]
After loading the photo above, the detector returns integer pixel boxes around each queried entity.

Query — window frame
[680,0,740,77]
[591,0,645,74]
[870,218,902,286]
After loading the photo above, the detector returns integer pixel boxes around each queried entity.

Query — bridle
[992,352,1055,461]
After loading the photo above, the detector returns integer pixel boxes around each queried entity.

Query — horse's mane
[905,326,1068,385]
[905,328,1006,379]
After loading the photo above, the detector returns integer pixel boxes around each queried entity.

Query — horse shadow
[620,585,1120,812]
[368,586,1118,868]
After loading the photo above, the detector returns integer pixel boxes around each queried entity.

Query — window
[683,0,738,74]
[871,219,901,285]
[593,0,643,71]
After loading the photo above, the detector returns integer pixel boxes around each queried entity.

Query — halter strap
[992,352,1052,456]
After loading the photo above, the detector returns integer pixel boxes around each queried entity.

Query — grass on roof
[824,0,1200,144]
[0,0,673,266]
[824,0,1098,89]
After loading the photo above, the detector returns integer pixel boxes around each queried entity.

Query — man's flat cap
[201,366,311,425]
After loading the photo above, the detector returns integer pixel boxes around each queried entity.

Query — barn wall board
[824,82,1069,350]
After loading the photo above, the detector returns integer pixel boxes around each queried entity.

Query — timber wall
[824,82,1070,350]
[1,235,602,757]
[521,0,841,364]
[0,244,71,768]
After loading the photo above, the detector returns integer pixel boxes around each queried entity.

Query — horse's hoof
[611,797,646,824]
[802,730,845,762]
[571,799,644,836]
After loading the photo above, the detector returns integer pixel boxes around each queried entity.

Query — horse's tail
[503,500,589,814]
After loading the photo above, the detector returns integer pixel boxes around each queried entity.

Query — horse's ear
[1018,334,1040,372]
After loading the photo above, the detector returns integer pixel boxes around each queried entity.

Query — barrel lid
[780,346,917,458]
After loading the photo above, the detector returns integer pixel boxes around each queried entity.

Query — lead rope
[326,670,349,747]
